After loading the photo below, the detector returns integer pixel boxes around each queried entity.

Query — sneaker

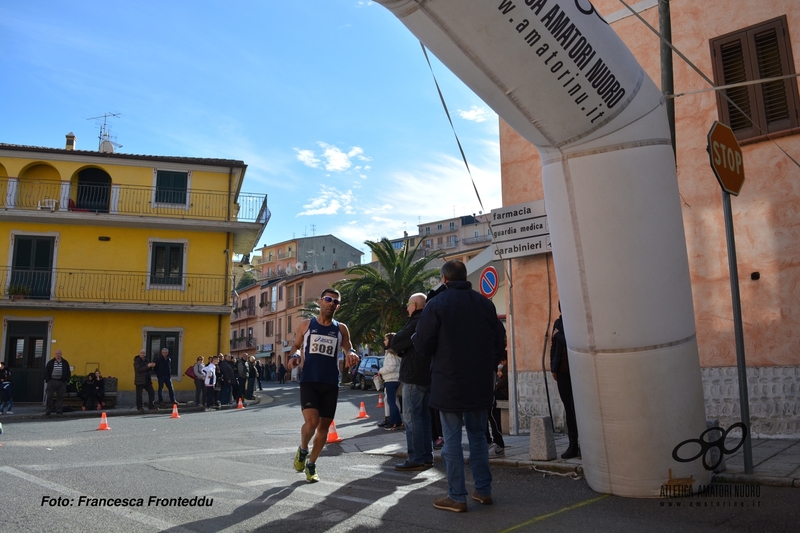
[395,461,427,471]
[5,411,12,415]
[489,443,505,457]
[472,490,493,505]
[433,437,444,450]
[294,447,308,472]
[384,423,403,431]
[433,496,467,513]
[304,462,320,483]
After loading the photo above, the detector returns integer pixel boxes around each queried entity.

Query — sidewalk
[0,394,264,421]
[342,424,800,488]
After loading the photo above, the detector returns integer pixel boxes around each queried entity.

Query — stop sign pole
[707,121,752,475]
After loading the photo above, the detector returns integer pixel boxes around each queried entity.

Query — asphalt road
[0,383,797,532]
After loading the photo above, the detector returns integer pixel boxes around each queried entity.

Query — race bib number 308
[309,335,337,357]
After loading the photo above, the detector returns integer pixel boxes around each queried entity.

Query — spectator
[193,356,206,407]
[277,361,287,384]
[0,361,13,415]
[486,355,508,456]
[133,349,156,413]
[203,356,218,411]
[80,374,98,411]
[154,348,176,405]
[236,353,250,402]
[94,370,106,409]
[377,341,403,431]
[246,355,257,399]
[255,359,264,390]
[219,354,235,405]
[44,350,71,416]
[414,260,505,512]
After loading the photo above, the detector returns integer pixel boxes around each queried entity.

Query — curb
[0,395,263,422]
[713,472,799,488]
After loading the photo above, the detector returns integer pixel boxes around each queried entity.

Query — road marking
[498,494,609,532]
[0,466,194,533]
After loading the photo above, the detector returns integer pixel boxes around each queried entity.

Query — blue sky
[0,0,503,259]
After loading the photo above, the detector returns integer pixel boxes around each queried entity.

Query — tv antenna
[87,113,122,152]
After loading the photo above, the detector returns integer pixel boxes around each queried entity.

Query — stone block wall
[514,366,799,437]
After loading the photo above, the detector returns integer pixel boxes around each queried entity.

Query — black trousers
[486,399,506,448]
[136,382,155,409]
[557,372,578,438]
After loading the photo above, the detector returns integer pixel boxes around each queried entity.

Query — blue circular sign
[479,266,499,298]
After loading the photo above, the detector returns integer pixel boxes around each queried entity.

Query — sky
[0,0,504,260]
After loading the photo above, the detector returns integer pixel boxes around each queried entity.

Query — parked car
[355,355,384,390]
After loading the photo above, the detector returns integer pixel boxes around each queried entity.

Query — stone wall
[514,366,799,437]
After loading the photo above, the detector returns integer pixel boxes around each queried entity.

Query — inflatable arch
[376,0,711,497]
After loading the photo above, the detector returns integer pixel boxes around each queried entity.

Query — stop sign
[707,121,745,196]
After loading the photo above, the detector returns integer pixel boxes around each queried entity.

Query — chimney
[65,132,76,150]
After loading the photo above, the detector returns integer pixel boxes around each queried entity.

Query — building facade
[500,0,800,436]
[254,235,362,279]
[0,139,269,404]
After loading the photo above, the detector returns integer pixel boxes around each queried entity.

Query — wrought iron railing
[1,267,229,305]
[1,178,268,223]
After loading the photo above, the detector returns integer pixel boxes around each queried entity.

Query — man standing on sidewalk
[154,348,176,405]
[286,288,360,483]
[414,260,505,513]
[44,349,71,416]
[389,292,433,471]
[134,349,156,413]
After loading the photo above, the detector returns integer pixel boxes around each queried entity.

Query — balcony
[462,234,492,245]
[1,177,268,223]
[277,250,296,259]
[1,267,228,310]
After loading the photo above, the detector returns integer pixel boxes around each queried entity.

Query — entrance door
[4,321,48,402]
[11,235,54,299]
[76,168,111,213]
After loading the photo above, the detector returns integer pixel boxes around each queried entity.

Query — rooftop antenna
[87,113,122,153]
[310,224,316,236]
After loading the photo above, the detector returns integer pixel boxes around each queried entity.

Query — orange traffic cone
[96,412,111,431]
[326,421,343,443]
[170,404,180,418]
[376,394,384,408]
[356,401,369,419]
[237,398,245,409]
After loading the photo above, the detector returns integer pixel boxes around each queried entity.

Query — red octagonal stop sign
[707,121,745,196]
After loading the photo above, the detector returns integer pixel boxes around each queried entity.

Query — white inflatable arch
[376,0,711,497]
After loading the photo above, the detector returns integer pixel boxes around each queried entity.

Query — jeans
[246,376,256,399]
[440,410,491,502]
[384,381,403,425]
[206,386,216,408]
[194,378,205,406]
[157,377,175,403]
[402,383,432,465]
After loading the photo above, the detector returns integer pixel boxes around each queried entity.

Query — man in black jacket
[154,348,175,404]
[550,306,580,459]
[390,292,432,471]
[44,349,71,416]
[414,260,505,513]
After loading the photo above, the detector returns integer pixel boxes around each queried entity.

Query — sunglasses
[322,296,340,305]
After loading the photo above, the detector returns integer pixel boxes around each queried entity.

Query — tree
[235,271,257,290]
[334,238,443,349]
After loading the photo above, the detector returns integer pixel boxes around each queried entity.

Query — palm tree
[334,238,444,349]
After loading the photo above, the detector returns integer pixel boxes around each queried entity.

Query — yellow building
[0,139,270,404]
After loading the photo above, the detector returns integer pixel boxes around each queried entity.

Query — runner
[287,288,360,482]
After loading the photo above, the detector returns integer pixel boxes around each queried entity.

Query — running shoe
[294,447,308,472]
[305,462,320,483]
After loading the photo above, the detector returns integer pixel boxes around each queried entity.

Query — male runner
[287,288,360,482]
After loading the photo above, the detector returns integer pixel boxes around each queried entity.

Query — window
[150,242,184,286]
[265,321,274,337]
[332,248,335,253]
[268,251,273,261]
[287,315,292,333]
[278,286,283,301]
[449,235,457,245]
[711,16,800,141]
[154,170,189,205]
[475,230,480,238]
[425,239,432,247]
[437,224,443,230]
[437,237,443,245]
[10,234,55,299]
[393,241,403,250]
[425,227,430,235]
[450,222,455,231]
[287,285,295,306]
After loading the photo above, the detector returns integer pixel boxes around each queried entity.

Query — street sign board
[479,266,499,299]
[707,121,745,196]
[490,200,551,260]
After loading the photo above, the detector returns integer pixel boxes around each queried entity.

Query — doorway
[4,321,49,402]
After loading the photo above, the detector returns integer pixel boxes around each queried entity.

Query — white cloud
[296,149,321,169]
[297,185,354,216]
[458,105,493,123]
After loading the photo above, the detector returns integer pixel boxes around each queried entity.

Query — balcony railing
[277,250,296,259]
[1,178,268,223]
[462,234,492,245]
[2,267,228,305]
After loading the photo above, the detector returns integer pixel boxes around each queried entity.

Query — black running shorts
[299,382,339,419]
